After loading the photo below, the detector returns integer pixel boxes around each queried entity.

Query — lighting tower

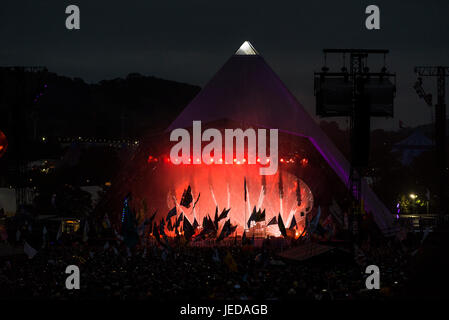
[315,49,396,235]
[414,66,449,216]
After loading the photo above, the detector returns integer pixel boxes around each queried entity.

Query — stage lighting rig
[314,49,396,235]
[414,66,449,215]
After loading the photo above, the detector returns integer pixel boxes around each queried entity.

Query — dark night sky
[1,0,448,130]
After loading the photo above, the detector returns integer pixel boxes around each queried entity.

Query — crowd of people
[0,229,417,300]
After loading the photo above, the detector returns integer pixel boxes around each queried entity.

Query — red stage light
[300,158,308,167]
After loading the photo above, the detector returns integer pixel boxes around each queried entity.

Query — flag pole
[244,177,247,233]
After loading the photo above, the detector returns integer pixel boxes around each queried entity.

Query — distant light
[409,194,417,199]
[41,136,46,142]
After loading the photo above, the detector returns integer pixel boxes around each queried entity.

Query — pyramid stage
[100,41,395,239]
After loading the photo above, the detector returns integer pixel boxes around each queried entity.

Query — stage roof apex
[235,41,258,55]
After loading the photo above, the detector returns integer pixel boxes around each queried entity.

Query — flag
[102,213,111,229]
[308,206,321,234]
[278,213,287,237]
[114,228,124,241]
[242,230,248,245]
[255,209,266,222]
[153,222,167,248]
[159,219,166,236]
[329,198,343,226]
[217,219,231,241]
[180,185,193,208]
[122,202,139,248]
[224,251,238,272]
[208,214,216,231]
[148,210,157,224]
[193,218,199,230]
[244,177,247,202]
[218,208,231,221]
[288,215,297,230]
[24,241,37,259]
[183,215,195,241]
[267,216,277,226]
[166,206,177,221]
[153,222,160,241]
[399,120,410,129]
[42,226,48,248]
[191,193,200,211]
[213,206,219,229]
[212,249,220,263]
[175,212,183,229]
[167,218,173,231]
[82,221,89,242]
[147,211,157,235]
[421,227,431,244]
